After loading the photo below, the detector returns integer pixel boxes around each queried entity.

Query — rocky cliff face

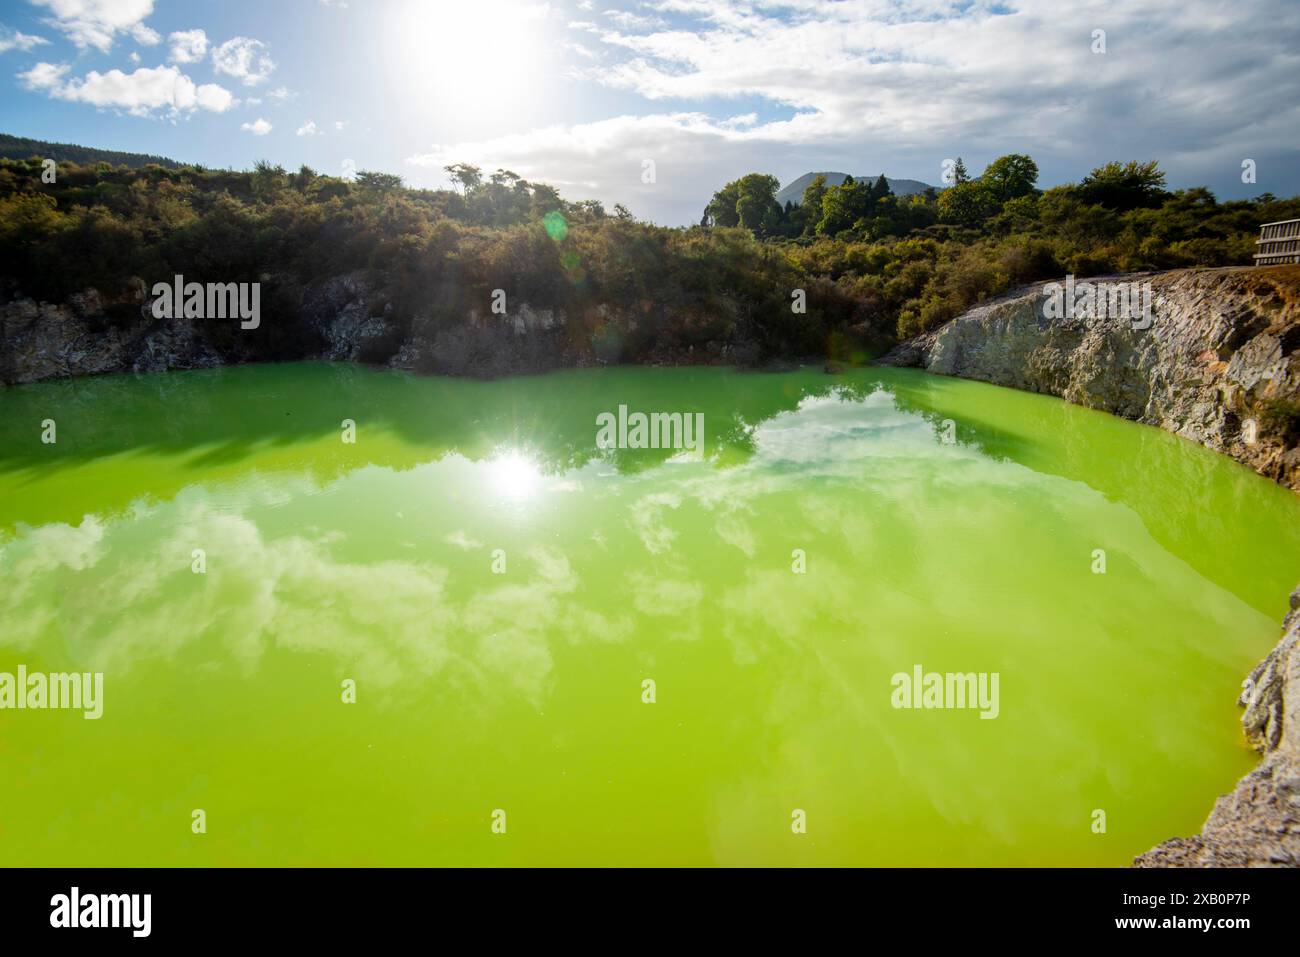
[0,272,585,384]
[1136,587,1300,867]
[0,286,220,383]
[882,264,1300,866]
[881,266,1300,491]
[1,271,764,385]
[292,271,583,375]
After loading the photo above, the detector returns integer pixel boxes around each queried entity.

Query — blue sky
[1,0,1298,225]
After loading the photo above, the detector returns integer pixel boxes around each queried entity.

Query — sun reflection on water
[486,449,542,501]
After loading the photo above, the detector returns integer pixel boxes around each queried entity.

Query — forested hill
[4,148,1298,372]
[0,133,183,170]
[775,172,934,206]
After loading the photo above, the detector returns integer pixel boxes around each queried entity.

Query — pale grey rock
[1136,594,1300,867]
[880,266,1300,490]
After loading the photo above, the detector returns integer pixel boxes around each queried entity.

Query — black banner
[0,866,1289,943]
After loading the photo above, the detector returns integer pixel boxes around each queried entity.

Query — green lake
[2,362,1299,866]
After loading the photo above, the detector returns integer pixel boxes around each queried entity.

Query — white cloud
[241,117,273,135]
[195,83,234,113]
[407,112,774,221]
[17,61,69,91]
[130,22,158,45]
[167,28,208,64]
[30,0,155,53]
[575,1,1300,169]
[296,119,319,136]
[341,157,356,179]
[18,60,234,117]
[0,27,50,54]
[212,36,276,87]
[602,10,665,30]
[267,85,293,102]
[406,0,1300,223]
[443,531,483,551]
[334,120,347,131]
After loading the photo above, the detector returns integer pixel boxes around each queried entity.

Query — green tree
[443,162,482,194]
[528,182,563,219]
[980,154,1039,206]
[1076,161,1167,211]
[251,159,287,201]
[801,173,829,235]
[575,199,606,220]
[735,173,781,237]
[704,173,783,236]
[817,176,872,236]
[937,180,995,226]
[292,164,318,192]
[704,179,741,228]
[355,170,404,191]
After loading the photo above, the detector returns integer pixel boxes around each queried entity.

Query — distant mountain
[0,133,184,170]
[775,171,936,207]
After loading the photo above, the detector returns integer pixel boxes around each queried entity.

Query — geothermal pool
[2,363,1298,866]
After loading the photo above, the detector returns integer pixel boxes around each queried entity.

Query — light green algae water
[2,362,1298,866]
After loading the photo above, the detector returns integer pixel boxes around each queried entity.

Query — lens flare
[487,449,541,500]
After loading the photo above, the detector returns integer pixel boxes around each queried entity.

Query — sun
[388,0,557,131]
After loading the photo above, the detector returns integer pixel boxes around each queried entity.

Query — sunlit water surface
[2,363,1299,866]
